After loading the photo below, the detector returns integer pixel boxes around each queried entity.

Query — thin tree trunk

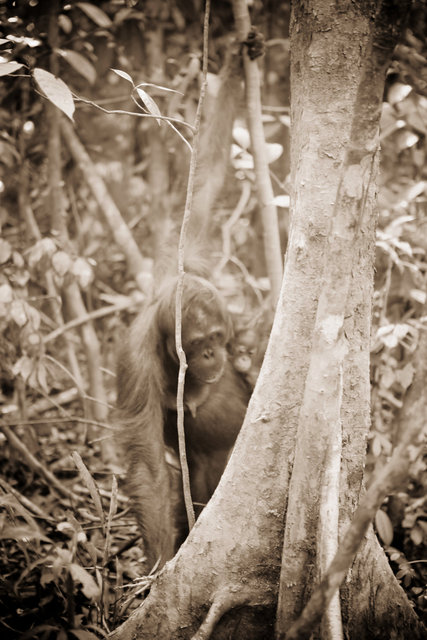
[231,0,283,305]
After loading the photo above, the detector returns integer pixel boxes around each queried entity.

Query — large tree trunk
[110,1,425,638]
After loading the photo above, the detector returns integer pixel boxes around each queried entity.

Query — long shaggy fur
[115,41,251,569]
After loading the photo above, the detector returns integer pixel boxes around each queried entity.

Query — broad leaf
[76,2,112,28]
[111,68,133,84]
[58,49,96,85]
[33,68,74,120]
[0,61,23,76]
[136,87,161,124]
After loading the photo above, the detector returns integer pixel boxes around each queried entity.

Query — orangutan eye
[211,330,224,342]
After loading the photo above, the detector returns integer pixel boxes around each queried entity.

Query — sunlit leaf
[72,257,94,289]
[10,300,27,327]
[385,214,416,232]
[266,142,283,164]
[395,130,418,152]
[273,195,290,208]
[0,239,12,264]
[395,363,414,390]
[409,526,424,546]
[410,289,426,304]
[12,355,34,381]
[396,181,426,208]
[76,2,112,28]
[0,282,13,305]
[392,238,412,256]
[37,361,49,394]
[279,114,291,128]
[375,239,400,266]
[381,366,395,389]
[33,68,74,120]
[69,563,101,600]
[111,68,133,84]
[28,238,57,269]
[5,34,41,48]
[388,82,412,106]
[26,304,41,330]
[375,509,394,545]
[233,126,251,149]
[206,71,221,98]
[371,435,382,457]
[58,14,73,34]
[137,81,182,95]
[136,87,161,124]
[406,110,427,135]
[232,151,254,170]
[0,61,23,76]
[58,49,96,85]
[52,250,72,276]
[378,388,403,408]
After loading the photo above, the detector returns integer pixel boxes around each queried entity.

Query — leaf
[138,81,182,95]
[394,323,411,341]
[52,250,72,276]
[111,68,133,84]
[10,300,28,327]
[371,434,382,458]
[72,452,105,529]
[28,238,57,269]
[77,2,113,28]
[24,306,40,333]
[72,257,94,289]
[381,366,395,389]
[33,68,75,121]
[410,289,426,304]
[266,142,283,164]
[58,49,96,85]
[0,239,12,264]
[232,150,254,170]
[58,14,73,34]
[395,130,418,152]
[273,195,290,208]
[380,331,398,349]
[388,82,412,106]
[395,363,414,391]
[69,563,101,600]
[410,525,424,546]
[0,282,13,306]
[37,361,49,394]
[375,509,394,546]
[12,355,34,381]
[279,114,291,128]
[0,61,23,76]
[233,126,251,149]
[136,87,161,124]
